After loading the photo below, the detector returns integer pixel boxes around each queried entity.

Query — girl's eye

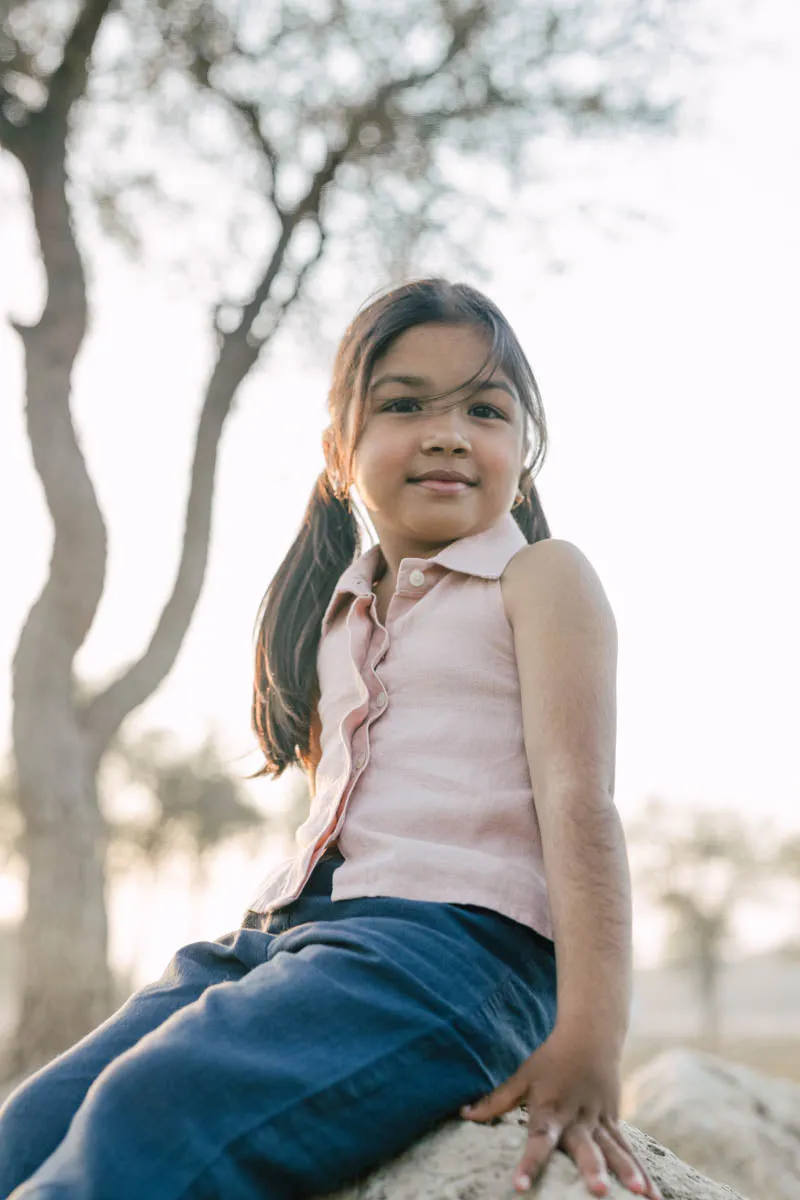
[382,399,505,419]
[382,398,421,413]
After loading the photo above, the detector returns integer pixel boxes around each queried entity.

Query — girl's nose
[420,426,471,453]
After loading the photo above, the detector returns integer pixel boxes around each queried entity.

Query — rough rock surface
[323,1108,745,1199]
[623,1047,800,1200]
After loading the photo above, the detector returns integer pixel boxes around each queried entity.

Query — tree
[628,797,770,1045]
[105,732,271,978]
[1,0,688,1074]
[0,740,273,1067]
[107,731,268,882]
[769,833,800,957]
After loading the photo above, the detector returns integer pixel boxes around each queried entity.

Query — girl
[0,279,661,1200]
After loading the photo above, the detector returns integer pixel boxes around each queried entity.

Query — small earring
[513,489,524,508]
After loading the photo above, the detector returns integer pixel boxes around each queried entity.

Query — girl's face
[349,322,526,561]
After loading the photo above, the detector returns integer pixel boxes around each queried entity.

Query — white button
[376,692,387,707]
[409,568,426,587]
[354,753,366,769]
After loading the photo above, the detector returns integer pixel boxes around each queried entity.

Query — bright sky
[1,0,799,980]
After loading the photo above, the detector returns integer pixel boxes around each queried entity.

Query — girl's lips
[412,479,473,493]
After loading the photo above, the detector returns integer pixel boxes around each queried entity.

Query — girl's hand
[459,1026,662,1200]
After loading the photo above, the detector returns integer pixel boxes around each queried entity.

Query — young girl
[0,279,661,1200]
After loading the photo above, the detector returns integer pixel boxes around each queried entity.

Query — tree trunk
[4,1,118,1080]
[7,2,113,1073]
[12,748,109,1075]
[697,950,721,1047]
[10,295,112,1072]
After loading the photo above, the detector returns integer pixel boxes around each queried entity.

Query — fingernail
[515,1174,531,1192]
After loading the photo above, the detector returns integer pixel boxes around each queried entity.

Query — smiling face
[348,322,527,567]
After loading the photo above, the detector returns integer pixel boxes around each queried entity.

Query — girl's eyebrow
[369,372,516,400]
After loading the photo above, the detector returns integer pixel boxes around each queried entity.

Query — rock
[323,1108,745,1199]
[623,1047,800,1200]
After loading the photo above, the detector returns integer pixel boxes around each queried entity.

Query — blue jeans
[0,850,557,1199]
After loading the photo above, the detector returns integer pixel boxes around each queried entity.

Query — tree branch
[7,0,112,169]
[42,0,113,129]
[248,216,327,348]
[80,221,321,757]
[233,100,281,207]
[80,365,231,761]
[186,45,283,209]
[284,1,491,222]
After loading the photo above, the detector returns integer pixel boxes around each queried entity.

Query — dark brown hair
[252,278,551,778]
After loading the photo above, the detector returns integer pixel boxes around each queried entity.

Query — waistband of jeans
[319,846,344,863]
[299,847,344,896]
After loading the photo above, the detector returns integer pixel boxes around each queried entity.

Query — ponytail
[512,470,551,543]
[251,473,359,778]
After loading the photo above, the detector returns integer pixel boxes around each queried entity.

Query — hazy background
[1,0,799,1065]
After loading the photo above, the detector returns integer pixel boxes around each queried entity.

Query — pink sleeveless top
[248,511,554,939]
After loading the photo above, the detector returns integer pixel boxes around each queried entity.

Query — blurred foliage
[0,0,694,344]
[101,730,268,873]
[0,733,275,881]
[629,796,772,967]
[628,796,780,1041]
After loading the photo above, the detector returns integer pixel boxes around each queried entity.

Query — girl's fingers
[513,1114,663,1200]
[513,1113,562,1192]
[561,1124,612,1196]
[596,1120,663,1200]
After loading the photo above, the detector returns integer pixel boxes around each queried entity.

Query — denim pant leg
[0,929,270,1197]
[10,854,557,1200]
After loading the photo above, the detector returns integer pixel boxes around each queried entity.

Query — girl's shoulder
[500,538,615,633]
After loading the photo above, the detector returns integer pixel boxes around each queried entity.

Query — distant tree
[107,731,267,884]
[1,0,689,1073]
[103,731,269,975]
[628,797,770,1045]
[2,738,274,892]
[770,832,800,957]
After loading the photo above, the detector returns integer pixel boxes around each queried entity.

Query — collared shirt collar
[321,511,527,634]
